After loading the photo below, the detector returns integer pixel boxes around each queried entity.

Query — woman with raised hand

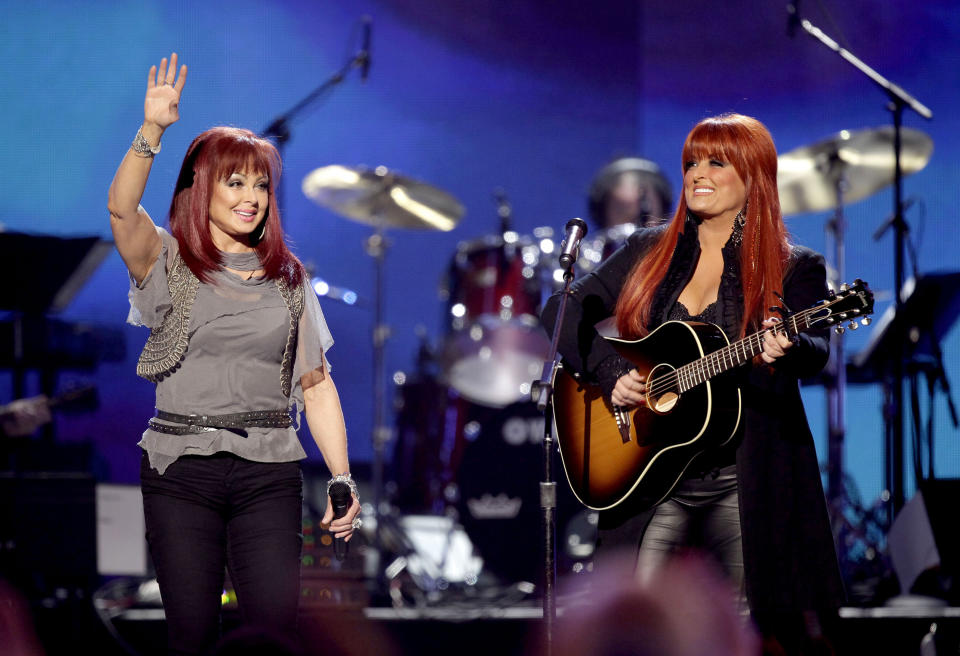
[108,53,360,655]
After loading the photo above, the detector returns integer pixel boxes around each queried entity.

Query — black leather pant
[635,465,745,608]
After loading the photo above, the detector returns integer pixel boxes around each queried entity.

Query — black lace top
[667,299,721,326]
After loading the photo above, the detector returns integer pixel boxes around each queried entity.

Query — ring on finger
[352,517,362,530]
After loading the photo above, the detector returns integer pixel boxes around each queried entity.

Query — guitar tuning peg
[834,325,845,335]
[848,321,859,330]
[861,316,872,327]
[840,283,849,292]
[827,289,837,299]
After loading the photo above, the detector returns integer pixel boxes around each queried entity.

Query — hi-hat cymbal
[302,165,465,231]
[777,126,933,215]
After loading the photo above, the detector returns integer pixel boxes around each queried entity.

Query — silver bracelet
[327,472,359,502]
[132,126,161,157]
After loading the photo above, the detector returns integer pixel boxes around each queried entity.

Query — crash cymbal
[778,126,933,215]
[302,165,465,231]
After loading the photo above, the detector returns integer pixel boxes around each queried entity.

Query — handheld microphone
[360,16,372,82]
[328,481,352,561]
[558,218,588,269]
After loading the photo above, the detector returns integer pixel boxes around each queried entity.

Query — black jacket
[541,217,845,619]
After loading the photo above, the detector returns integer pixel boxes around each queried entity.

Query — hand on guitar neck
[759,316,798,364]
[610,315,796,409]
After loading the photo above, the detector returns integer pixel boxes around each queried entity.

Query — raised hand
[144,53,187,130]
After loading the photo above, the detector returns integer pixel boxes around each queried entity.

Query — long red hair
[168,126,304,286]
[615,114,791,339]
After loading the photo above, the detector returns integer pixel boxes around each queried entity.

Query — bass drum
[439,230,556,408]
[452,399,583,585]
[391,376,595,584]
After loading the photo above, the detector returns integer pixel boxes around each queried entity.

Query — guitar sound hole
[646,363,679,415]
[651,391,678,413]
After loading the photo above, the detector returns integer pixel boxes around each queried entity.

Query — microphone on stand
[328,481,353,561]
[359,16,372,82]
[558,218,588,269]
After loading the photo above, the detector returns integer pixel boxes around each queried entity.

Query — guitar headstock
[810,279,875,335]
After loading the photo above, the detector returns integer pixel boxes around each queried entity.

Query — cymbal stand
[824,173,848,502]
[364,220,392,556]
[793,8,933,521]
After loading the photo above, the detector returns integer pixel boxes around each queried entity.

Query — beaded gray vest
[135,254,305,398]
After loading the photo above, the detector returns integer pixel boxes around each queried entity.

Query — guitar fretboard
[671,306,821,393]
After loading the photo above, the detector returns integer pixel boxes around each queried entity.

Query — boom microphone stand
[261,16,371,215]
[789,4,932,520]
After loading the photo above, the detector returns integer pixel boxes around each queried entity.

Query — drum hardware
[777,126,933,216]
[777,125,933,506]
[302,165,464,232]
[786,5,933,520]
[307,274,361,306]
[303,163,465,580]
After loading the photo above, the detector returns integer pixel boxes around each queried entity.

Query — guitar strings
[644,306,818,397]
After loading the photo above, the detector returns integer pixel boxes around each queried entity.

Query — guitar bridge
[613,406,631,443]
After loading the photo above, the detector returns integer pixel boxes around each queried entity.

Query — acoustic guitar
[551,280,874,511]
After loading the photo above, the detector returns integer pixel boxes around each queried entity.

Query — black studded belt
[148,409,292,437]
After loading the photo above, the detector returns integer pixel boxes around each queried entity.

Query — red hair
[168,126,304,286]
[615,114,791,339]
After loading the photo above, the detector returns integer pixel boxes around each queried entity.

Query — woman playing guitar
[542,114,844,653]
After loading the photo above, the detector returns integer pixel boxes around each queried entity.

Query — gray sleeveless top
[127,227,334,474]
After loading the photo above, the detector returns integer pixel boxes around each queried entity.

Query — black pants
[140,452,303,656]
[636,482,745,608]
[599,465,745,605]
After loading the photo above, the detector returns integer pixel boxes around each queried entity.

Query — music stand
[0,232,112,314]
[851,271,960,482]
[0,232,113,420]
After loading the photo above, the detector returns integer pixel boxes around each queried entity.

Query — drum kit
[302,165,621,585]
[300,123,934,587]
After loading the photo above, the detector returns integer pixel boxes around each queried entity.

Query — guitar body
[552,321,741,511]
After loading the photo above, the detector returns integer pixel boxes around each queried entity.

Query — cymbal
[777,126,933,215]
[302,165,465,231]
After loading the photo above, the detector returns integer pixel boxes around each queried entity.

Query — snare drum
[439,230,555,407]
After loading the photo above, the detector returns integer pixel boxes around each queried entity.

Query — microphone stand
[531,259,577,656]
[794,10,932,521]
[261,26,370,218]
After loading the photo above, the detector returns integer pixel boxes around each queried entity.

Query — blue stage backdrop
[2,1,957,512]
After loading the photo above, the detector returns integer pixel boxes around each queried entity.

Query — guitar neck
[676,307,820,392]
